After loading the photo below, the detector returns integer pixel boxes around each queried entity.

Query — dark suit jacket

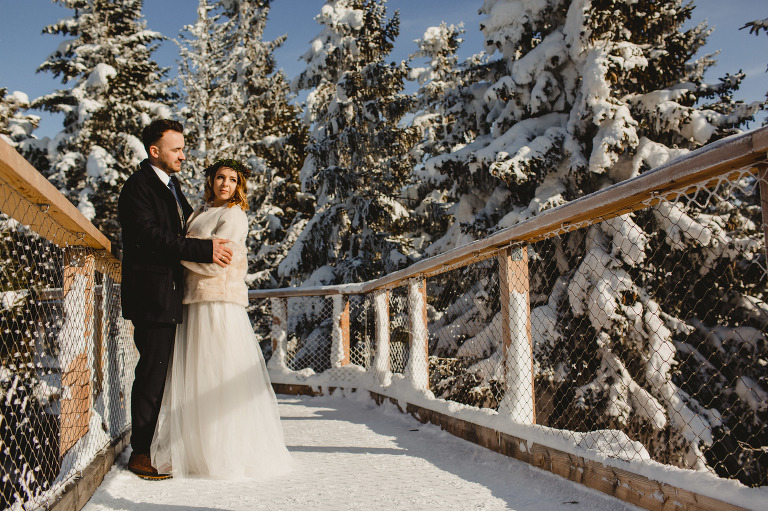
[118,159,212,324]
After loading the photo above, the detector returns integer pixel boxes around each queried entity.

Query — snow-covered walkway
[83,393,641,511]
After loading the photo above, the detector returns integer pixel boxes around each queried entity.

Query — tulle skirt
[151,301,293,479]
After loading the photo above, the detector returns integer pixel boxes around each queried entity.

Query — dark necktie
[167,179,185,229]
[168,178,181,204]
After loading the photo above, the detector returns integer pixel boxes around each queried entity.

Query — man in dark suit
[118,119,233,479]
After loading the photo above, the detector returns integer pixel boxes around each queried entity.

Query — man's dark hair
[142,119,183,153]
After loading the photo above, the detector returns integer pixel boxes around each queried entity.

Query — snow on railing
[0,139,135,510]
[250,127,768,500]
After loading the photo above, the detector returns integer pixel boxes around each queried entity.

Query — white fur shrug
[181,204,248,307]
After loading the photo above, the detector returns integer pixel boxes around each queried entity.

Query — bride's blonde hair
[203,159,249,211]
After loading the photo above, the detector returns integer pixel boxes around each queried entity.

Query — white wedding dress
[150,205,293,479]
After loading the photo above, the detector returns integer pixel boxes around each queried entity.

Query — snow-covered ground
[82,392,642,511]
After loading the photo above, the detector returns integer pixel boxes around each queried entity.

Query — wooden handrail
[0,138,113,253]
[248,283,365,299]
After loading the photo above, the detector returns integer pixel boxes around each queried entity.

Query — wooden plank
[497,247,535,423]
[271,297,286,354]
[416,278,428,366]
[0,138,112,252]
[60,249,95,457]
[361,247,501,293]
[49,487,78,511]
[95,253,122,284]
[372,289,391,383]
[60,352,90,457]
[271,382,324,396]
[498,431,533,464]
[75,455,104,510]
[339,296,350,366]
[499,248,514,367]
[249,284,363,299]
[407,278,430,390]
[47,431,130,511]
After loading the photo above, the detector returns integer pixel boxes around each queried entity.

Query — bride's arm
[181,208,248,276]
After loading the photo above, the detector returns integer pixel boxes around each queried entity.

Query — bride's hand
[212,239,233,267]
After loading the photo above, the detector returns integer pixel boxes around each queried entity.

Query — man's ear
[148,145,160,158]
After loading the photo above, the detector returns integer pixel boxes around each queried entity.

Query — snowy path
[83,393,642,511]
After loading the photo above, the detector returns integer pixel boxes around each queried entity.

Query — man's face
[149,130,185,174]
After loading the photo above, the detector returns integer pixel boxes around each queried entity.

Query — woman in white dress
[151,159,293,479]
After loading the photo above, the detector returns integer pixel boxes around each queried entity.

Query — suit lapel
[140,161,185,231]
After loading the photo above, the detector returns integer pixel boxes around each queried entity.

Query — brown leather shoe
[127,452,172,480]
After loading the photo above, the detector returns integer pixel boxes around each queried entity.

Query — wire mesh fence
[259,166,768,487]
[521,166,767,486]
[263,294,374,385]
[0,176,137,510]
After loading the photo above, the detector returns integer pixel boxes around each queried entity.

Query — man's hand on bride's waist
[212,239,233,267]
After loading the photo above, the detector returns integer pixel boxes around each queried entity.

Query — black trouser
[130,321,176,455]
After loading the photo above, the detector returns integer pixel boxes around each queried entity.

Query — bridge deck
[82,394,640,511]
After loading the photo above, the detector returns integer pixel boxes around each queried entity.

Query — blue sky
[1,0,766,138]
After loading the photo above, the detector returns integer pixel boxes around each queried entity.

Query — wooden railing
[0,140,114,253]
[0,138,131,511]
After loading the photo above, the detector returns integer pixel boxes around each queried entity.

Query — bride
[151,158,293,479]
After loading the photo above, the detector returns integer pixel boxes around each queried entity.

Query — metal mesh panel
[388,286,409,374]
[248,297,273,362]
[284,296,333,373]
[1,211,63,508]
[0,181,137,509]
[427,258,503,408]
[527,167,767,486]
[347,294,372,369]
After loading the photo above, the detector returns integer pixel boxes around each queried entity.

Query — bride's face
[212,167,238,206]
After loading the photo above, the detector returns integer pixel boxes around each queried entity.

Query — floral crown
[203,158,251,179]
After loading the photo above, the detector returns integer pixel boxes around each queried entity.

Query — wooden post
[372,289,391,385]
[331,295,350,367]
[340,296,350,366]
[758,164,768,259]
[269,297,288,370]
[60,248,95,457]
[497,246,535,424]
[406,277,430,390]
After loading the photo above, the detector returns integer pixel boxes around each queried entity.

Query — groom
[118,119,233,479]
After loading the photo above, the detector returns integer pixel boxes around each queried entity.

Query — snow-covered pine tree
[740,17,768,124]
[279,0,418,286]
[217,0,309,288]
[405,23,469,251]
[411,0,765,483]
[33,0,175,242]
[176,0,236,187]
[0,88,49,174]
[408,23,465,158]
[178,0,308,288]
